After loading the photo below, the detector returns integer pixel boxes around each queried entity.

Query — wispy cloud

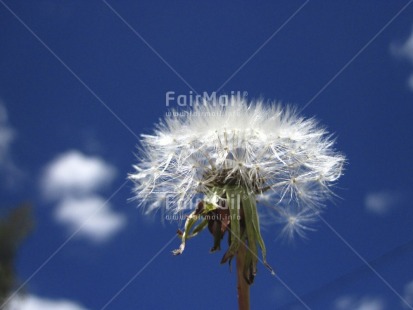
[364,190,404,216]
[334,295,385,310]
[9,294,88,310]
[0,102,23,188]
[0,104,14,160]
[55,196,125,242]
[41,150,125,242]
[391,26,413,91]
[403,280,413,309]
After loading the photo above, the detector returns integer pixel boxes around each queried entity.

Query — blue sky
[1,1,413,309]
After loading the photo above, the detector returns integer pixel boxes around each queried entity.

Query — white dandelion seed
[129,98,345,237]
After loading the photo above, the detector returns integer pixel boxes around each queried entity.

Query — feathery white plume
[129,98,345,239]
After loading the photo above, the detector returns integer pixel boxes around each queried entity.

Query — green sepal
[221,186,241,264]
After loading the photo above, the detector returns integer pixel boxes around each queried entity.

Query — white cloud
[335,296,385,310]
[9,294,88,310]
[391,26,413,91]
[403,280,413,309]
[365,190,403,215]
[391,27,413,63]
[41,151,116,199]
[0,102,22,188]
[55,196,126,242]
[41,150,125,242]
[0,104,15,160]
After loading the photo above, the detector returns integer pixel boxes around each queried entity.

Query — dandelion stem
[237,241,250,310]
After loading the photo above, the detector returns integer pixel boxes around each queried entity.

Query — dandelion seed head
[278,207,318,241]
[129,98,346,239]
